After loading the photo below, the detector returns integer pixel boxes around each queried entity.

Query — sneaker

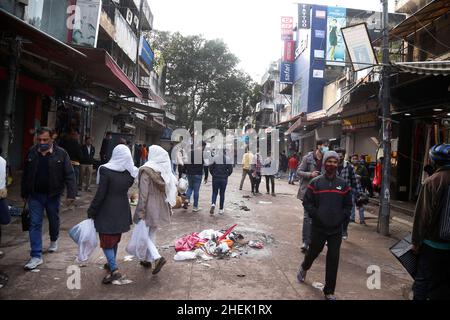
[210,204,215,215]
[218,209,224,215]
[102,270,122,284]
[297,267,307,283]
[324,294,337,300]
[152,257,167,275]
[182,201,189,210]
[48,241,58,253]
[193,207,201,212]
[24,257,43,270]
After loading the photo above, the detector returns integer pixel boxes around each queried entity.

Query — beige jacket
[133,167,172,228]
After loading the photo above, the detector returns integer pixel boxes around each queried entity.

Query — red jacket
[288,157,298,170]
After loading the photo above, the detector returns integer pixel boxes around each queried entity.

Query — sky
[148,0,396,82]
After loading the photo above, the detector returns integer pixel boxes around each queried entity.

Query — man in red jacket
[288,155,299,185]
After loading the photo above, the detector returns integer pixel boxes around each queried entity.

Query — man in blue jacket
[297,151,353,300]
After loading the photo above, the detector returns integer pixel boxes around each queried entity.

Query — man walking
[335,148,364,240]
[239,148,253,191]
[351,154,369,224]
[412,144,450,300]
[80,136,95,192]
[297,151,353,300]
[21,127,76,270]
[182,145,204,212]
[297,140,328,252]
[288,154,298,185]
[100,132,113,165]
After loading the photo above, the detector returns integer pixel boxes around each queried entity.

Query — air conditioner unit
[126,8,133,25]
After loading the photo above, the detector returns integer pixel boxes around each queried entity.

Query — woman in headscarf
[133,145,177,275]
[87,144,138,284]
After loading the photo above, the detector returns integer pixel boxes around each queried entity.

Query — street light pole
[378,0,391,236]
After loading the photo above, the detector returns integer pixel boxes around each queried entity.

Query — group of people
[239,148,276,196]
[0,127,176,285]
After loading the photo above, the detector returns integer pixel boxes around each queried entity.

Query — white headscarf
[96,144,138,184]
[142,145,178,207]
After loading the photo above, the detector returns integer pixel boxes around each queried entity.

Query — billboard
[341,23,378,71]
[139,35,154,70]
[281,16,294,40]
[326,7,346,66]
[298,4,311,29]
[71,0,102,47]
[283,40,296,62]
[280,62,294,84]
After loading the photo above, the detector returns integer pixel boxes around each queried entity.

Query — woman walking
[87,144,138,284]
[209,149,233,215]
[134,145,177,274]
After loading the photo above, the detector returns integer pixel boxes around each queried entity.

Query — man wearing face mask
[297,151,353,300]
[335,148,364,240]
[297,140,329,253]
[21,127,76,270]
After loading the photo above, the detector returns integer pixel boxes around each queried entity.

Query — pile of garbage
[173,224,265,261]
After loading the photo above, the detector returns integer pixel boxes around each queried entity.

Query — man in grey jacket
[297,140,328,252]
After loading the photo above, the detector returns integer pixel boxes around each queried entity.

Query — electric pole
[378,0,391,236]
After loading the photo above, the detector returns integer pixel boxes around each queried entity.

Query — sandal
[102,270,122,284]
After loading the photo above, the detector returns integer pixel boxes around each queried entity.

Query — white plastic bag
[178,177,188,194]
[173,251,197,261]
[126,220,150,260]
[69,219,98,262]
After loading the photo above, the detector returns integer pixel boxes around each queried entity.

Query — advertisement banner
[298,4,311,29]
[283,40,295,62]
[69,0,102,47]
[281,16,294,40]
[341,23,378,71]
[326,7,346,66]
[139,35,155,70]
[280,62,294,84]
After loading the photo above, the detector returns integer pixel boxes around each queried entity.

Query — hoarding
[280,62,294,84]
[139,35,154,70]
[326,7,346,66]
[298,4,311,29]
[281,16,294,40]
[283,40,296,62]
[341,23,378,71]
[71,0,102,47]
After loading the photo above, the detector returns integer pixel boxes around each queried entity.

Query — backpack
[438,185,450,241]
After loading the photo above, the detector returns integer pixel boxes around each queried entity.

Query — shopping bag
[389,233,418,279]
[177,176,188,194]
[21,203,30,232]
[126,220,150,260]
[68,219,98,262]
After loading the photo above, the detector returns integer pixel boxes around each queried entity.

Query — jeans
[28,194,61,258]
[350,195,365,223]
[186,175,202,208]
[240,169,253,189]
[301,226,342,295]
[302,206,312,246]
[288,169,296,183]
[265,175,275,193]
[212,178,228,210]
[103,244,118,272]
[251,173,261,193]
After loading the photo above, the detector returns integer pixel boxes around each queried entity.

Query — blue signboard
[139,36,154,70]
[280,62,294,83]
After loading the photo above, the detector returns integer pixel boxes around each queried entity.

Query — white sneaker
[193,207,201,212]
[48,241,58,253]
[24,257,43,270]
[218,209,224,215]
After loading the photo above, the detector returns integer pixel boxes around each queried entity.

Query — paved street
[0,168,413,300]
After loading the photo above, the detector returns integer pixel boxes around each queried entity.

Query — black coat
[81,145,95,165]
[87,167,135,234]
[21,145,76,199]
[60,138,83,163]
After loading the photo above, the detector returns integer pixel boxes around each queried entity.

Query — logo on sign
[298,4,311,29]
[315,30,325,38]
[315,10,326,19]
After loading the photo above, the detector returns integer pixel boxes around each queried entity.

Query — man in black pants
[297,151,353,300]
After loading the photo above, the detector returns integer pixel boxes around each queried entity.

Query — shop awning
[0,9,86,66]
[74,47,142,98]
[389,0,450,39]
[285,116,304,135]
[392,61,450,76]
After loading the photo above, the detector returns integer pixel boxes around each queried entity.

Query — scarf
[142,145,178,207]
[96,144,138,184]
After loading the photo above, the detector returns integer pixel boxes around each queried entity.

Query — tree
[148,31,255,132]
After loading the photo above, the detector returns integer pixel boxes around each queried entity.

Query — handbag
[21,202,30,232]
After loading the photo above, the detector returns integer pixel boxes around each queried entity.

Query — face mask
[325,164,337,175]
[39,143,50,151]
[320,146,329,154]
